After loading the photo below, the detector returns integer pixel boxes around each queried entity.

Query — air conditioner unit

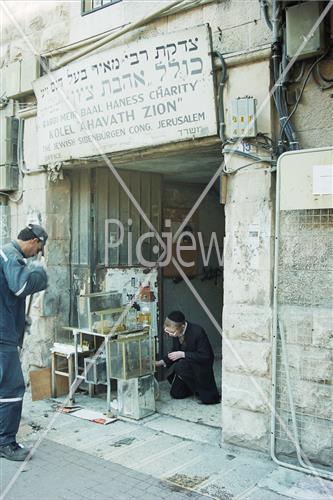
[0,165,19,192]
[0,116,19,191]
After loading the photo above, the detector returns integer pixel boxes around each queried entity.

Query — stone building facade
[0,0,332,469]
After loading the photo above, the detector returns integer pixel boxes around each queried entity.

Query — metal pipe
[215,52,227,143]
[271,0,279,44]
[259,0,272,31]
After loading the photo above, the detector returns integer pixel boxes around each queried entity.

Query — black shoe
[0,442,30,461]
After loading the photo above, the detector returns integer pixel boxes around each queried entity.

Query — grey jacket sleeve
[1,255,48,298]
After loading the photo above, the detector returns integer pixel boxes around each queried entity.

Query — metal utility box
[286,2,325,60]
[117,374,155,420]
[84,356,107,385]
[279,147,333,210]
[108,331,154,380]
[78,291,122,331]
[231,97,257,138]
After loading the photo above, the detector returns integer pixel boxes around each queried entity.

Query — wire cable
[280,50,330,141]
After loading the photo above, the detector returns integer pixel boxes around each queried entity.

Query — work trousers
[168,359,195,399]
[0,347,25,446]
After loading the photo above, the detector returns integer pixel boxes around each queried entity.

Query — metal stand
[69,328,113,416]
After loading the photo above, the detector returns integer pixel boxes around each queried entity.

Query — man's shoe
[0,442,30,461]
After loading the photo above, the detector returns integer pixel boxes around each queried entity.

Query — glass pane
[83,0,92,12]
[93,0,103,8]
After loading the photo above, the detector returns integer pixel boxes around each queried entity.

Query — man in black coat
[156,311,220,405]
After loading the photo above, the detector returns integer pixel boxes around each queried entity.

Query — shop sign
[33,25,217,165]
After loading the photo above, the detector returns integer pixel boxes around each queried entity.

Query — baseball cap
[27,224,48,255]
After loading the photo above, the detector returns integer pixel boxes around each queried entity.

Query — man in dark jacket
[156,311,220,405]
[0,224,48,461]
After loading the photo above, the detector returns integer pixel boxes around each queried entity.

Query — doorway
[158,180,224,428]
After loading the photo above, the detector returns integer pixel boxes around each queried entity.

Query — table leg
[51,352,56,398]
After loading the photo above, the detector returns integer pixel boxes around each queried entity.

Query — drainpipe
[215,52,227,144]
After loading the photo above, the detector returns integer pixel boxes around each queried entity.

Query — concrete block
[279,305,313,346]
[286,344,332,384]
[40,22,69,52]
[45,239,70,266]
[220,23,250,54]
[248,18,272,48]
[223,304,272,342]
[278,269,333,308]
[279,234,333,272]
[224,230,274,272]
[23,188,47,214]
[296,126,333,150]
[223,339,271,376]
[225,167,273,204]
[279,305,333,349]
[276,379,332,421]
[223,267,273,306]
[167,4,203,32]
[312,307,333,348]
[225,197,273,234]
[45,213,71,241]
[292,74,333,135]
[42,265,70,318]
[23,171,48,191]
[218,0,261,29]
[223,372,270,412]
[222,406,269,452]
[46,183,71,214]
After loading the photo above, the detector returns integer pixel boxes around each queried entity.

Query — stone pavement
[0,439,209,500]
[0,393,332,500]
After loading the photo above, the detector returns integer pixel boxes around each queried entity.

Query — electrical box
[279,147,333,210]
[286,2,325,60]
[231,97,257,138]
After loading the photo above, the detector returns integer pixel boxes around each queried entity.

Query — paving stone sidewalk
[0,439,210,500]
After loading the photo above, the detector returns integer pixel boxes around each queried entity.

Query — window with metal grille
[81,0,122,15]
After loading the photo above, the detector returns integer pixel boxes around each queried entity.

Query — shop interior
[54,144,224,430]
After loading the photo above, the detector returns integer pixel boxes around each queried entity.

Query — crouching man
[156,311,220,405]
[0,224,48,461]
